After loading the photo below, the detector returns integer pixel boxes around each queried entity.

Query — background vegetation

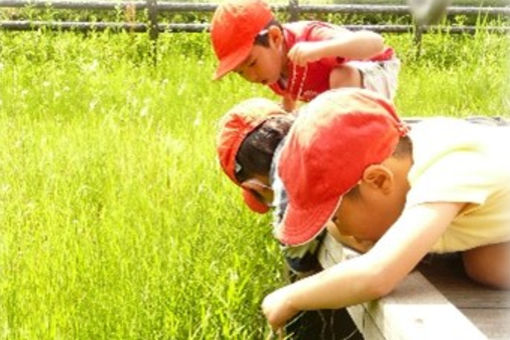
[1,0,508,26]
[0,4,509,339]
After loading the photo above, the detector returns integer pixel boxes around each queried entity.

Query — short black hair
[253,19,283,47]
[392,135,413,159]
[235,114,295,183]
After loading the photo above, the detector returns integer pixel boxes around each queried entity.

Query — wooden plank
[347,303,385,340]
[461,309,510,340]
[417,253,510,339]
[344,249,486,340]
[418,254,510,309]
[372,271,485,340]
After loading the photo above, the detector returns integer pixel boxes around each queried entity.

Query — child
[216,98,363,339]
[216,98,347,274]
[210,0,399,111]
[261,88,510,331]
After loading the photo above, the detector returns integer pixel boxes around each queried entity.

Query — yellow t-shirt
[406,118,510,253]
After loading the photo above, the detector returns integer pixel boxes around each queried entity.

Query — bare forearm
[318,31,385,60]
[282,96,296,112]
[263,203,463,329]
[284,254,387,311]
[286,203,463,312]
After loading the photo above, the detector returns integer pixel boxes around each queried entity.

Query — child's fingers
[265,328,284,340]
[287,47,297,63]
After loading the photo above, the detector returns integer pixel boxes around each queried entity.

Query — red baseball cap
[211,0,273,80]
[276,89,409,246]
[217,98,287,213]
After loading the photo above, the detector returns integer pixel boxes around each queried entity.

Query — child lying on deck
[262,88,510,331]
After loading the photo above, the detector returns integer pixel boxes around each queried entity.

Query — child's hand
[287,42,322,66]
[282,96,296,112]
[261,286,299,331]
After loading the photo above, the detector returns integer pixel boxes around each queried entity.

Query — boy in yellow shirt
[262,88,510,330]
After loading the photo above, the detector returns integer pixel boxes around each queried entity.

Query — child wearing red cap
[211,0,399,111]
[216,98,348,274]
[216,98,364,339]
[261,88,510,331]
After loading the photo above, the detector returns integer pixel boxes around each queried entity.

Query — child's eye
[249,60,257,67]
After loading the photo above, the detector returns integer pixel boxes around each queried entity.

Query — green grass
[0,25,508,339]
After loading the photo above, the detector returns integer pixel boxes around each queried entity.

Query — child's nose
[243,69,259,83]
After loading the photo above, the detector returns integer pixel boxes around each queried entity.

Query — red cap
[211,0,273,80]
[276,89,409,246]
[217,98,286,213]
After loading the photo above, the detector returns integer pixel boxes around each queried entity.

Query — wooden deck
[418,254,510,340]
[344,250,510,340]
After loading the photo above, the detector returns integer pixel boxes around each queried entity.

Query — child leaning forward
[262,88,510,331]
[211,0,399,111]
[216,99,361,339]
[216,98,347,276]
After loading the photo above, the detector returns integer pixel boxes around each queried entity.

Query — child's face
[330,164,409,243]
[332,194,400,243]
[233,27,284,85]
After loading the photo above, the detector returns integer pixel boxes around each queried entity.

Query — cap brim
[213,41,253,80]
[243,189,270,214]
[277,196,342,246]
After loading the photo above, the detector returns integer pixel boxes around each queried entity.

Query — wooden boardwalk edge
[346,271,487,340]
[343,248,487,340]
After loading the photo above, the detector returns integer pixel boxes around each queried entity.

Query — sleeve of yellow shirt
[406,149,496,208]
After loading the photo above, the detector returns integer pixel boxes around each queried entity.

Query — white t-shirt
[406,118,510,253]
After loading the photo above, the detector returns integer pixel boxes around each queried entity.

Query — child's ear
[361,164,393,195]
[267,25,283,49]
[240,178,268,192]
[240,178,273,204]
[240,178,272,197]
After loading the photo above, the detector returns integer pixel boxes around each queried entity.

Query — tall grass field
[0,21,508,339]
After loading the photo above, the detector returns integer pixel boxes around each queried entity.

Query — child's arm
[262,201,465,330]
[282,96,296,112]
[287,30,385,66]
